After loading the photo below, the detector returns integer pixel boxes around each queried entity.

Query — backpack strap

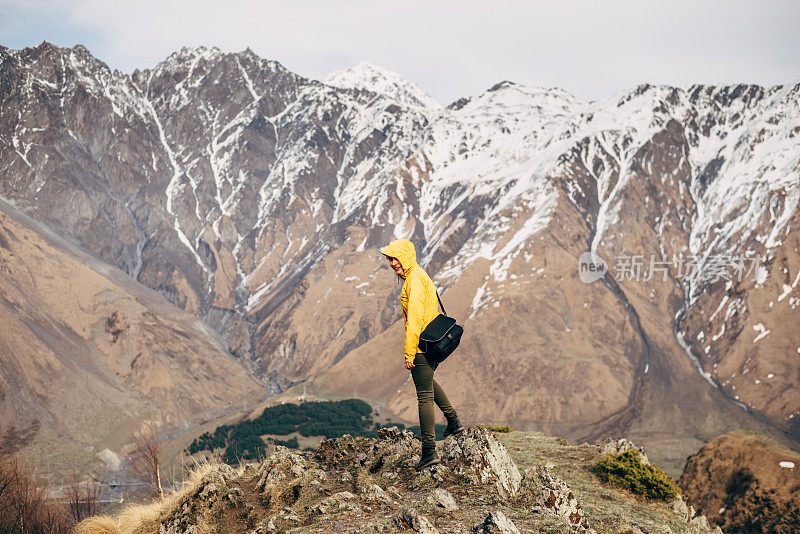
[436,290,447,316]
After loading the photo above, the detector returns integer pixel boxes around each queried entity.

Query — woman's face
[387,256,403,276]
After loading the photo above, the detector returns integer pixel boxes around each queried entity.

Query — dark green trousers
[410,353,457,447]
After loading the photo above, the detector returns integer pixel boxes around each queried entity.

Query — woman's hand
[405,360,415,369]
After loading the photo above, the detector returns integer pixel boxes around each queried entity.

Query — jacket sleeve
[403,277,426,363]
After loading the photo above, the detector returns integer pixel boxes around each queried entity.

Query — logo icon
[578,251,608,283]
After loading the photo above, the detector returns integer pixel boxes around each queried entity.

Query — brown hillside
[0,198,265,475]
[679,431,800,533]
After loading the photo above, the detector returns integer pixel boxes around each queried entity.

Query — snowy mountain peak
[167,45,222,64]
[321,61,441,110]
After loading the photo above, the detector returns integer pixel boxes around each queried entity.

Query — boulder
[520,465,595,533]
[394,508,439,533]
[671,494,690,522]
[426,488,458,511]
[599,437,650,465]
[442,427,521,500]
[472,511,521,533]
[254,448,312,492]
[359,482,394,505]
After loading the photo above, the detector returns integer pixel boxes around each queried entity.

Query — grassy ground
[496,431,691,533]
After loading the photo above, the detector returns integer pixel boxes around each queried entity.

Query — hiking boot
[415,444,440,471]
[443,414,464,438]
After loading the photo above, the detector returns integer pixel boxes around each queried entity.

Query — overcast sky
[1,0,798,105]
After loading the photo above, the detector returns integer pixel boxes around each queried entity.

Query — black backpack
[418,291,463,364]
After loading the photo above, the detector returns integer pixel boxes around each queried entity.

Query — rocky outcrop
[154,427,540,532]
[519,465,595,533]
[426,488,458,512]
[394,508,439,533]
[80,428,732,533]
[599,437,650,465]
[472,511,521,533]
[159,465,240,534]
[669,495,724,534]
[441,427,522,500]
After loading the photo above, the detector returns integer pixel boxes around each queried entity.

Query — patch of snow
[711,323,726,342]
[755,266,769,285]
[321,61,441,111]
[778,283,794,302]
[752,323,771,343]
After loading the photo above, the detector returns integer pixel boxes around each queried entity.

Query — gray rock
[520,465,595,533]
[394,508,438,534]
[254,449,311,492]
[442,426,521,500]
[314,491,360,514]
[158,468,236,533]
[671,494,690,522]
[360,482,394,504]
[599,437,650,465]
[278,507,301,523]
[426,488,458,512]
[690,515,710,529]
[472,511,521,534]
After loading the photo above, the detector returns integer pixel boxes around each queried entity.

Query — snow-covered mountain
[322,61,441,110]
[1,42,798,471]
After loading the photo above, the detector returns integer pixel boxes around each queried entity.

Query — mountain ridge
[1,41,798,475]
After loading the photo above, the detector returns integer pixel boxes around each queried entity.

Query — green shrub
[591,451,679,501]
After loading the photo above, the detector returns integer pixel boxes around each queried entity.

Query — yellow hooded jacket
[381,239,441,364]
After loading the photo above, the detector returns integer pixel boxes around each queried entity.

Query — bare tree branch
[0,450,69,533]
[65,472,102,523]
[128,419,164,498]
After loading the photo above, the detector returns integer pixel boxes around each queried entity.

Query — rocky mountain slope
[1,42,799,472]
[679,431,800,532]
[78,427,721,534]
[0,196,264,473]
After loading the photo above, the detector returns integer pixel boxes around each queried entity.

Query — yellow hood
[382,238,440,363]
[381,239,417,279]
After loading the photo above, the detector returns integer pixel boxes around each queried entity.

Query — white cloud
[3,0,799,104]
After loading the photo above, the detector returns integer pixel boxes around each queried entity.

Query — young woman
[381,238,464,470]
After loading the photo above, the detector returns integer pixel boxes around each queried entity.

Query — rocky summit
[1,41,799,473]
[77,427,722,534]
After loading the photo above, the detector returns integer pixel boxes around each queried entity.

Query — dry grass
[76,458,233,534]
[75,515,122,534]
